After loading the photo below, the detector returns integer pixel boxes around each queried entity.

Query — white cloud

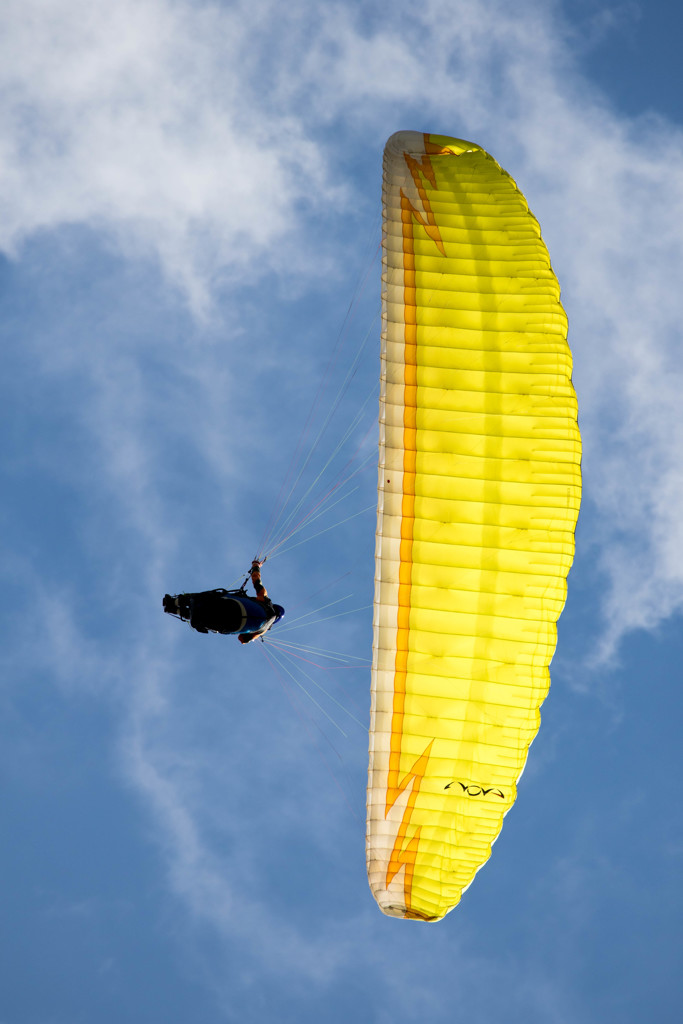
[0,0,338,313]
[4,0,683,1008]
[5,0,681,659]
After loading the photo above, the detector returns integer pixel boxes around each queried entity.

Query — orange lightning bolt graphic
[384,143,445,917]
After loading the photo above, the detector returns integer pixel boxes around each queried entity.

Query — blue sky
[1,1,682,1021]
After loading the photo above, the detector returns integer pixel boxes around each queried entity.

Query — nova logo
[444,780,505,800]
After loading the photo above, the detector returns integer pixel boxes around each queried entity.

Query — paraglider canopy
[366,132,581,921]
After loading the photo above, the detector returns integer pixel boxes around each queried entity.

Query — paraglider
[164,560,285,643]
[160,129,580,924]
[366,132,582,921]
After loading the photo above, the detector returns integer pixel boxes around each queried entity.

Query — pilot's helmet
[272,603,285,624]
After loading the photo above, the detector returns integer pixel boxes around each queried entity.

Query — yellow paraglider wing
[366,132,581,921]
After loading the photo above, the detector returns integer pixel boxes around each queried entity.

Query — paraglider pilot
[163,561,284,643]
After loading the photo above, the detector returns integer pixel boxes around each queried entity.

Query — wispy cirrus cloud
[4,0,683,659]
[0,0,338,313]
[3,2,683,1018]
